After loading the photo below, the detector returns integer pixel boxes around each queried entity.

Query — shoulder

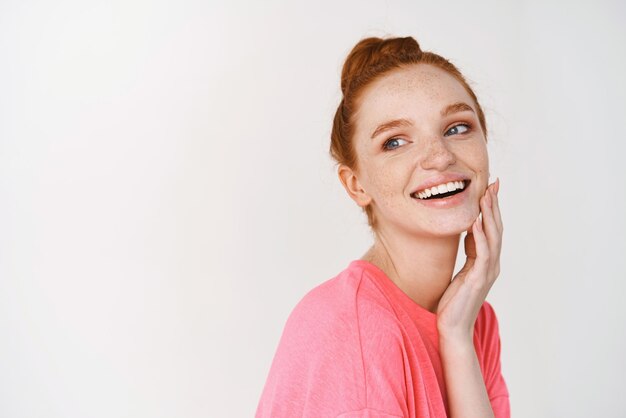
[269,263,406,376]
[256,265,405,416]
[271,265,364,369]
[285,265,408,377]
[283,263,401,347]
[284,266,362,334]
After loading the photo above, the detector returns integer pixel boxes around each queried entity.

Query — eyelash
[382,122,473,151]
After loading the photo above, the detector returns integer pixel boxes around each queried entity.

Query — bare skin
[338,63,504,417]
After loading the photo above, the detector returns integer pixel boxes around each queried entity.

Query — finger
[491,182,503,233]
[471,214,490,279]
[479,191,501,280]
[481,188,501,259]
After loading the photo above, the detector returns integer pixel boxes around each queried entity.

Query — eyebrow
[370,118,413,140]
[441,102,475,118]
[370,102,476,140]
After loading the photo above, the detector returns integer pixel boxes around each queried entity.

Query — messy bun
[340,37,423,97]
[329,35,488,231]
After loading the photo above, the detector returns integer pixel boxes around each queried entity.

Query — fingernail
[495,177,500,195]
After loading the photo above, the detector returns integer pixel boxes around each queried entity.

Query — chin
[421,211,478,237]
[381,203,481,237]
[429,222,471,237]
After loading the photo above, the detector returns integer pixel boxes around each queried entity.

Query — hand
[436,178,503,342]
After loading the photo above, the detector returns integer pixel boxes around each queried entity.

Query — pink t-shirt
[255,259,510,418]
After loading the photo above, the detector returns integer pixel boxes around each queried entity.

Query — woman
[256,35,509,418]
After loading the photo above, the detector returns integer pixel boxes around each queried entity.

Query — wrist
[439,337,478,368]
[438,331,474,352]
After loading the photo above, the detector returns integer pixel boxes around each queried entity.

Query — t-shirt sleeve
[255,287,368,417]
[355,298,411,417]
[476,301,511,418]
[255,280,410,418]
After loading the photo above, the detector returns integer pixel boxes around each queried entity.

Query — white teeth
[413,180,467,200]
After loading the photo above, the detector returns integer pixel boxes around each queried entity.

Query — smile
[411,180,471,200]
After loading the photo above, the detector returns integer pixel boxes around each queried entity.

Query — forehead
[354,64,475,130]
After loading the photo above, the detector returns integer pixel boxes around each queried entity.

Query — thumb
[464,229,477,259]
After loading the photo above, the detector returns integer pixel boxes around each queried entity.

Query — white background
[1,0,625,417]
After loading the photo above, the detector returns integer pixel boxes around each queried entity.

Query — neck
[361,225,461,314]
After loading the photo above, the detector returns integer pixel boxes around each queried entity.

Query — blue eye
[445,123,471,137]
[382,137,408,151]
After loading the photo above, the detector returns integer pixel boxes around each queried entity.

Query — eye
[445,123,472,137]
[382,137,408,151]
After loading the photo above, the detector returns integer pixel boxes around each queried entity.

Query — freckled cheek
[472,168,490,200]
[368,170,408,211]
[460,144,489,182]
[451,144,488,202]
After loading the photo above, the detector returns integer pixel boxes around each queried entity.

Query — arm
[435,179,504,418]
[439,334,494,418]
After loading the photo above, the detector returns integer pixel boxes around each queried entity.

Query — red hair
[329,36,488,230]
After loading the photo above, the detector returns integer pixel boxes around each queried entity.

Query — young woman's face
[344,63,490,237]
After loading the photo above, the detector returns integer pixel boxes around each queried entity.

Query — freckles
[369,170,409,215]
[368,173,392,202]
[372,173,396,199]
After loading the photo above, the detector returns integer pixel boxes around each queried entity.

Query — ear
[337,164,372,208]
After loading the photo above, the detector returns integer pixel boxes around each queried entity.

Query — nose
[420,137,456,171]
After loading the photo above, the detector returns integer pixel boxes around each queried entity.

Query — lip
[411,184,470,208]
[411,173,471,195]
